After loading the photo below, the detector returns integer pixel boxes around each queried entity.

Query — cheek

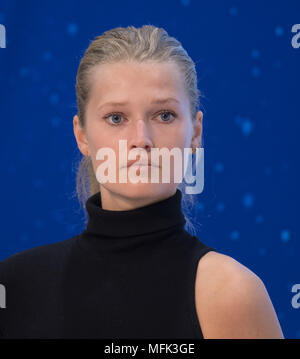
[163,123,191,150]
[88,132,119,167]
[88,130,110,153]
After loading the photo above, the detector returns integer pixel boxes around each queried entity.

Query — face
[73,60,203,210]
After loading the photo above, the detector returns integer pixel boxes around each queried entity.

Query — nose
[128,119,153,154]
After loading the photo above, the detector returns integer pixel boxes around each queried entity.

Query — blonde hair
[72,25,203,235]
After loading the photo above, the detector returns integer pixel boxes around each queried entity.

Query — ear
[191,110,203,149]
[73,115,89,157]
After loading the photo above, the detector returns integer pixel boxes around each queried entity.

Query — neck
[99,186,177,211]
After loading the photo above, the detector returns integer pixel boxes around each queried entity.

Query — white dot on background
[230,230,240,240]
[234,115,254,136]
[67,23,78,35]
[181,0,190,6]
[216,202,225,212]
[19,67,30,77]
[255,215,264,224]
[251,66,261,77]
[275,26,284,36]
[251,49,260,59]
[215,162,224,173]
[242,192,254,208]
[229,7,238,16]
[51,116,61,127]
[196,202,204,211]
[280,229,291,242]
[49,93,59,105]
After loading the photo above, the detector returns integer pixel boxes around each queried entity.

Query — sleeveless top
[0,189,216,339]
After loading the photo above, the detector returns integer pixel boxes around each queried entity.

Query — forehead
[88,61,187,105]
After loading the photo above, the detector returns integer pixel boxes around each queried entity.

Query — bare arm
[195,252,284,339]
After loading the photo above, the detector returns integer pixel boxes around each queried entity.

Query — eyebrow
[97,97,180,112]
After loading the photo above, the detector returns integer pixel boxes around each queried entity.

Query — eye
[103,112,124,126]
[157,110,177,123]
[103,110,177,126]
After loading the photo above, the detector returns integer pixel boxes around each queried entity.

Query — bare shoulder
[194,251,284,338]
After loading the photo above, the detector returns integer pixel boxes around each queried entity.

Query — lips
[126,159,159,168]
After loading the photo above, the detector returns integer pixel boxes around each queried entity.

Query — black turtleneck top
[0,189,216,339]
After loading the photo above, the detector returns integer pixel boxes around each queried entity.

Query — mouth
[127,164,159,169]
[125,160,159,168]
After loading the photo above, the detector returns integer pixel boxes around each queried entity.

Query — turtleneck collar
[81,188,186,239]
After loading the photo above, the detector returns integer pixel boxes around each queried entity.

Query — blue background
[0,0,299,338]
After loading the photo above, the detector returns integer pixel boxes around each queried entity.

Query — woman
[0,25,283,339]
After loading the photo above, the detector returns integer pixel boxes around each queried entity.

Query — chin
[106,182,177,201]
